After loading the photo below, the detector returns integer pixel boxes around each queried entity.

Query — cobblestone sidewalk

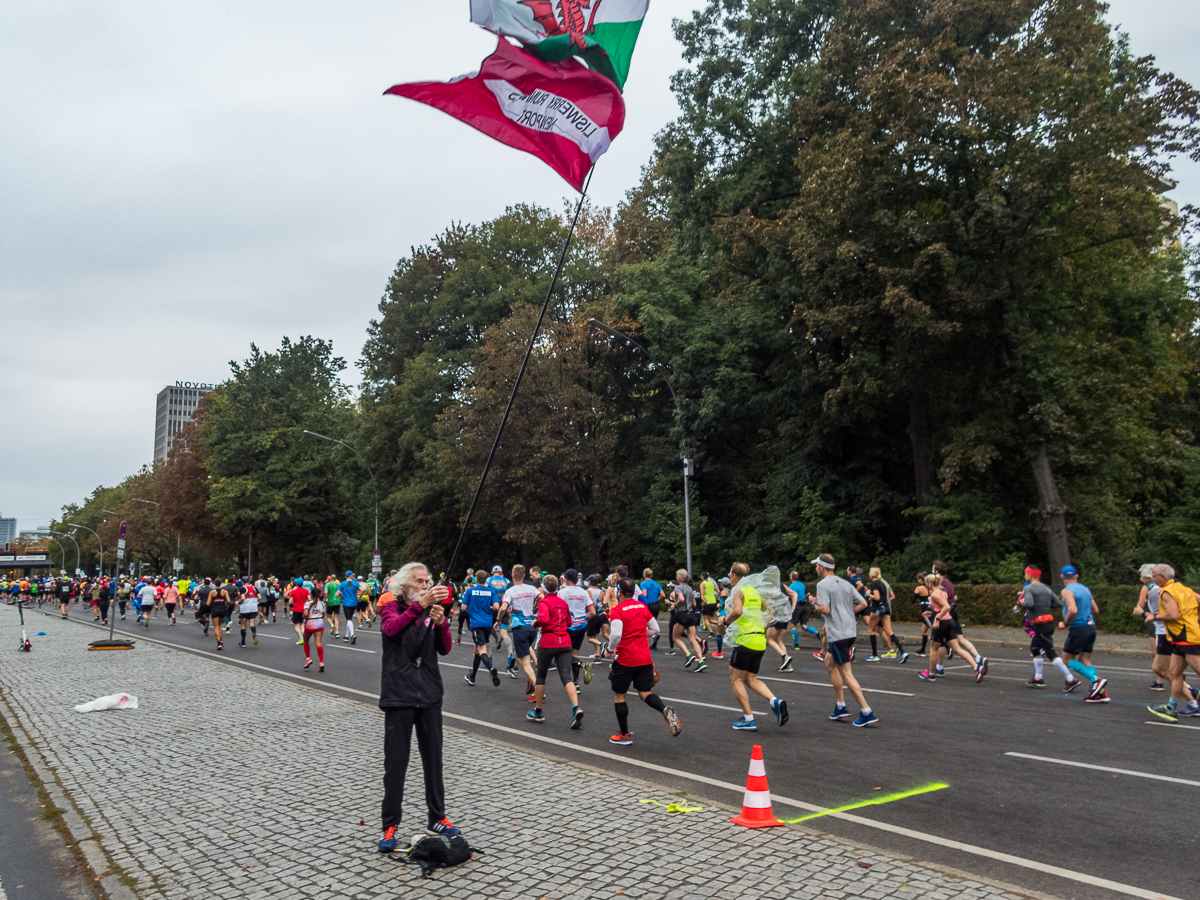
[0,615,1049,900]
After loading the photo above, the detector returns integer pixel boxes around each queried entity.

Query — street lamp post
[49,530,81,575]
[46,537,65,574]
[67,522,104,579]
[587,319,694,577]
[304,430,381,575]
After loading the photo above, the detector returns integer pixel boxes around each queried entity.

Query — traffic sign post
[372,549,382,576]
[117,537,126,561]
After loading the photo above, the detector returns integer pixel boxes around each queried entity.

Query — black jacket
[379,600,451,709]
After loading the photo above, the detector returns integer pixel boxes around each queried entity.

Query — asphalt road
[39,604,1198,900]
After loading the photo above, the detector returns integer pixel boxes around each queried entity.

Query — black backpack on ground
[403,834,480,878]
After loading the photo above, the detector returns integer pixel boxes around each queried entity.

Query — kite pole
[444,168,596,581]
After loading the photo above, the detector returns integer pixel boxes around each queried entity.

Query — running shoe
[525,679,534,695]
[732,718,758,732]
[683,653,696,668]
[1027,676,1045,688]
[1150,680,1165,690]
[426,818,461,837]
[829,705,851,720]
[296,638,303,645]
[506,665,519,678]
[1089,677,1109,700]
[778,657,793,672]
[649,635,659,650]
[934,668,946,677]
[216,641,224,651]
[318,664,324,673]
[526,708,545,723]
[898,652,910,665]
[812,651,826,661]
[609,732,633,745]
[583,662,593,684]
[914,650,927,657]
[773,698,789,727]
[694,660,708,673]
[918,670,937,682]
[1190,685,1200,701]
[303,658,312,669]
[351,635,357,645]
[1064,677,1081,693]
[463,673,476,686]
[1178,702,1200,717]
[491,667,500,687]
[882,649,898,659]
[664,707,682,736]
[570,707,584,730]
[334,631,340,639]
[701,639,709,656]
[664,649,677,656]
[253,636,258,645]
[1084,691,1109,704]
[378,825,399,853]
[1147,704,1178,722]
[864,655,881,662]
[975,658,988,683]
[711,652,724,659]
[852,711,879,727]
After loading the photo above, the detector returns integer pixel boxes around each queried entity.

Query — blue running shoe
[829,704,851,720]
[527,708,545,723]
[377,825,398,853]
[732,718,758,732]
[852,711,879,727]
[1179,702,1200,717]
[773,698,789,726]
[426,818,461,837]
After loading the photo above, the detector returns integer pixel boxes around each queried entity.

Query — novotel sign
[176,381,216,390]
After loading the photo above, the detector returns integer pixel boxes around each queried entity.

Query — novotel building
[154,381,217,461]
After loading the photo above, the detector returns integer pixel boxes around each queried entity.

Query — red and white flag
[385,38,625,192]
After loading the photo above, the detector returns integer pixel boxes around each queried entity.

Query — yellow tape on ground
[781,782,949,824]
[639,799,704,813]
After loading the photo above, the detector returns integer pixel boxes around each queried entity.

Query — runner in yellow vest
[719,562,788,732]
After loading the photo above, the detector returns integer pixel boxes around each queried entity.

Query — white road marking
[53,615,1186,900]
[1144,720,1200,730]
[1005,752,1200,787]
[757,675,915,697]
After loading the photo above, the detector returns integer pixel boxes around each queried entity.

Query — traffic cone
[730,744,783,828]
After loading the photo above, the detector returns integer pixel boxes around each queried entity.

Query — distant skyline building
[154,381,217,461]
[0,516,15,545]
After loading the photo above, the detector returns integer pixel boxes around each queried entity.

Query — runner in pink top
[163,582,180,626]
[527,575,582,729]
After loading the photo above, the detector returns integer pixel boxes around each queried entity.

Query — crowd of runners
[7,553,1200,730]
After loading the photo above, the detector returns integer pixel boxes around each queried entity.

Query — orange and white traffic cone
[730,743,783,828]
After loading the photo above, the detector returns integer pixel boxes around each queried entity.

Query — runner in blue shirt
[487,566,513,666]
[639,569,664,650]
[787,570,820,648]
[464,574,503,687]
[1060,565,1109,703]
[338,570,359,644]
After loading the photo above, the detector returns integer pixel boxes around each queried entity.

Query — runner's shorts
[291,611,305,626]
[1028,620,1057,659]
[585,614,608,637]
[609,662,655,694]
[238,611,258,621]
[569,628,587,650]
[676,610,701,630]
[1169,640,1200,657]
[1063,625,1096,656]
[471,627,494,648]
[790,603,808,626]
[511,625,537,657]
[828,637,855,665]
[1156,633,1172,655]
[769,619,789,631]
[703,603,719,617]
[728,646,765,674]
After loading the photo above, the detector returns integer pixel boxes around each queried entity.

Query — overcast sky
[2,1,1196,532]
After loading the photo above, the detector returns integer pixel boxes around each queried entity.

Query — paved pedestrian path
[0,615,1049,900]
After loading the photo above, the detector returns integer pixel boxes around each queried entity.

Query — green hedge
[799,582,1147,635]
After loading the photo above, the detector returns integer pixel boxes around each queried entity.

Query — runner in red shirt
[606,577,681,745]
[527,575,583,729]
[290,578,310,645]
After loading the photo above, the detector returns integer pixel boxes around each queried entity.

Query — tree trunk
[1018,419,1071,588]
[907,392,938,534]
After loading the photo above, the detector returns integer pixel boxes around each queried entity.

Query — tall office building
[154,382,216,461]
[0,516,16,545]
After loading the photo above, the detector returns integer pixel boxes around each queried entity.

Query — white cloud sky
[2,0,1196,529]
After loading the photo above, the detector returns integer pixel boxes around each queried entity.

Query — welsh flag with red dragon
[385,2,647,191]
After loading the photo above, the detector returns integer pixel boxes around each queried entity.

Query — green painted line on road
[781,782,949,824]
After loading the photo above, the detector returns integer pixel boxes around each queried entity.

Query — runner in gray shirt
[812,553,877,726]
